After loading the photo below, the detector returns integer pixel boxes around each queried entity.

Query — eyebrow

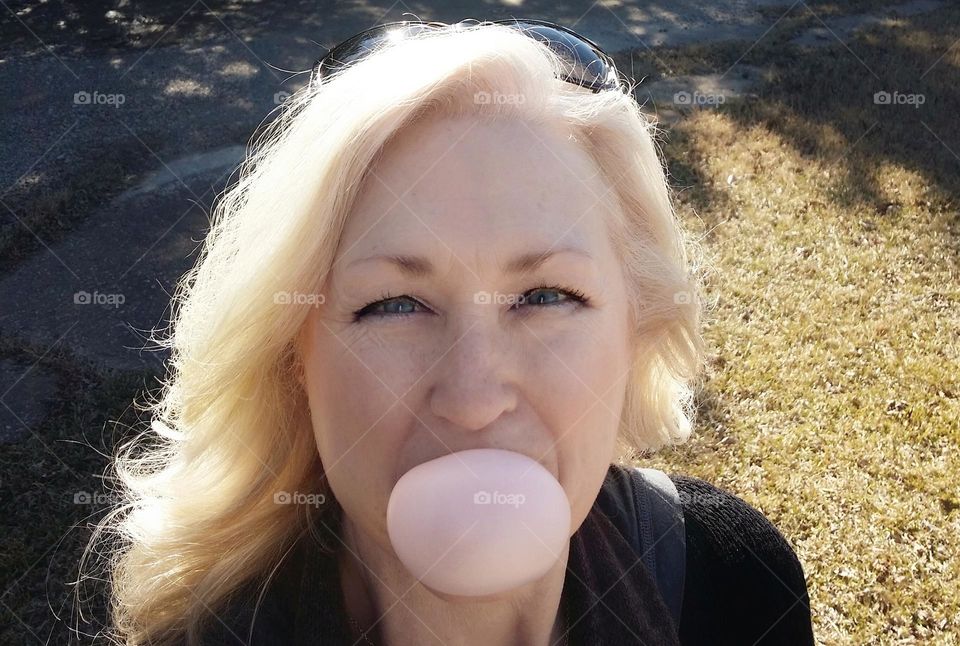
[346,246,593,277]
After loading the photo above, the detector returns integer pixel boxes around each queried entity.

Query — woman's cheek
[523,318,618,395]
[348,325,435,397]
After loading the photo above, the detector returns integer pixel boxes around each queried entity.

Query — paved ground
[0,0,948,440]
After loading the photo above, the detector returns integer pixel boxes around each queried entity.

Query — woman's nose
[428,323,519,432]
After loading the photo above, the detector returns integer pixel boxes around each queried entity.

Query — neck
[338,516,570,646]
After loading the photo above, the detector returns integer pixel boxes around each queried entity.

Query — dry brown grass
[636,5,960,644]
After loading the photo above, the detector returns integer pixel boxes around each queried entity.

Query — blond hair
[80,22,709,645]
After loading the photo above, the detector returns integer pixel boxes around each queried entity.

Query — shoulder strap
[630,467,686,627]
[595,465,687,627]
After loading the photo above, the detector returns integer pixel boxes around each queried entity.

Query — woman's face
[297,114,634,549]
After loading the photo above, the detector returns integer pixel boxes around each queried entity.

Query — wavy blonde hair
[81,21,709,645]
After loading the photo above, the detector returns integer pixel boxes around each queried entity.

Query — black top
[197,469,814,645]
[671,475,813,645]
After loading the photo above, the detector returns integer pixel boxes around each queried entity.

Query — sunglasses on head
[310,18,630,94]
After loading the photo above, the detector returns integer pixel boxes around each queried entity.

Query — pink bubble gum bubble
[386,448,571,597]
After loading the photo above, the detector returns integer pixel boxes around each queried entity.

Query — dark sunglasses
[310,18,630,94]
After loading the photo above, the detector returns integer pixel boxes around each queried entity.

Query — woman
[85,20,814,646]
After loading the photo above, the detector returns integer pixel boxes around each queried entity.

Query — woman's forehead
[341,116,616,253]
[365,115,595,191]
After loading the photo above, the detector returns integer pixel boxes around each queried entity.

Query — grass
[1,2,958,644]
[636,4,960,643]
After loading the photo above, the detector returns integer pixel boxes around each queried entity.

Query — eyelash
[352,283,590,320]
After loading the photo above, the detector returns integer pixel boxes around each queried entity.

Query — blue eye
[353,292,425,320]
[517,285,587,308]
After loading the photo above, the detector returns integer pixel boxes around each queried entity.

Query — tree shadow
[664,4,960,266]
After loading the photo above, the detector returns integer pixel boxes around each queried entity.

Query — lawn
[633,4,960,643]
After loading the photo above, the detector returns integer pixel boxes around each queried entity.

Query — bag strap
[630,467,686,627]
[595,465,686,627]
